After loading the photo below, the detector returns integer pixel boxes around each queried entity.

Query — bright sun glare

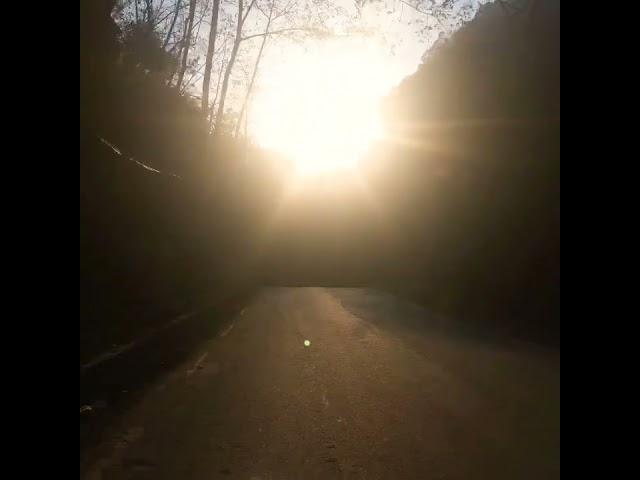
[251,39,392,176]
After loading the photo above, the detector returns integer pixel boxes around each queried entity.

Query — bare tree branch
[235,0,274,137]
[214,0,246,132]
[242,0,258,25]
[241,26,321,42]
[393,0,449,30]
[155,8,176,28]
[163,0,183,49]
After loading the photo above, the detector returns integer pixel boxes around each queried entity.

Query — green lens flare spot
[304,340,311,347]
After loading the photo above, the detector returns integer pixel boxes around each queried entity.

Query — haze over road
[82,287,559,480]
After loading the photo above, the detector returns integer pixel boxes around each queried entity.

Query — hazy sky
[251,0,493,91]
[247,0,493,168]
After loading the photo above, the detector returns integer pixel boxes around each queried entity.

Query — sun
[250,38,390,176]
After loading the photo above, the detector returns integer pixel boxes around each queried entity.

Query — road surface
[81,287,559,480]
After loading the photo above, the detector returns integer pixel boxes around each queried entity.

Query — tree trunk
[166,16,186,85]
[176,0,197,90]
[234,3,273,138]
[163,0,182,49]
[144,0,153,24]
[209,39,228,131]
[201,0,221,114]
[214,0,244,133]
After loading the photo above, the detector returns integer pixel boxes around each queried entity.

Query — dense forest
[373,0,560,341]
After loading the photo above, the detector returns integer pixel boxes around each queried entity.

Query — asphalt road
[81,287,560,480]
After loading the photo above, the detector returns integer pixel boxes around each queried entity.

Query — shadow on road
[80,289,255,457]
